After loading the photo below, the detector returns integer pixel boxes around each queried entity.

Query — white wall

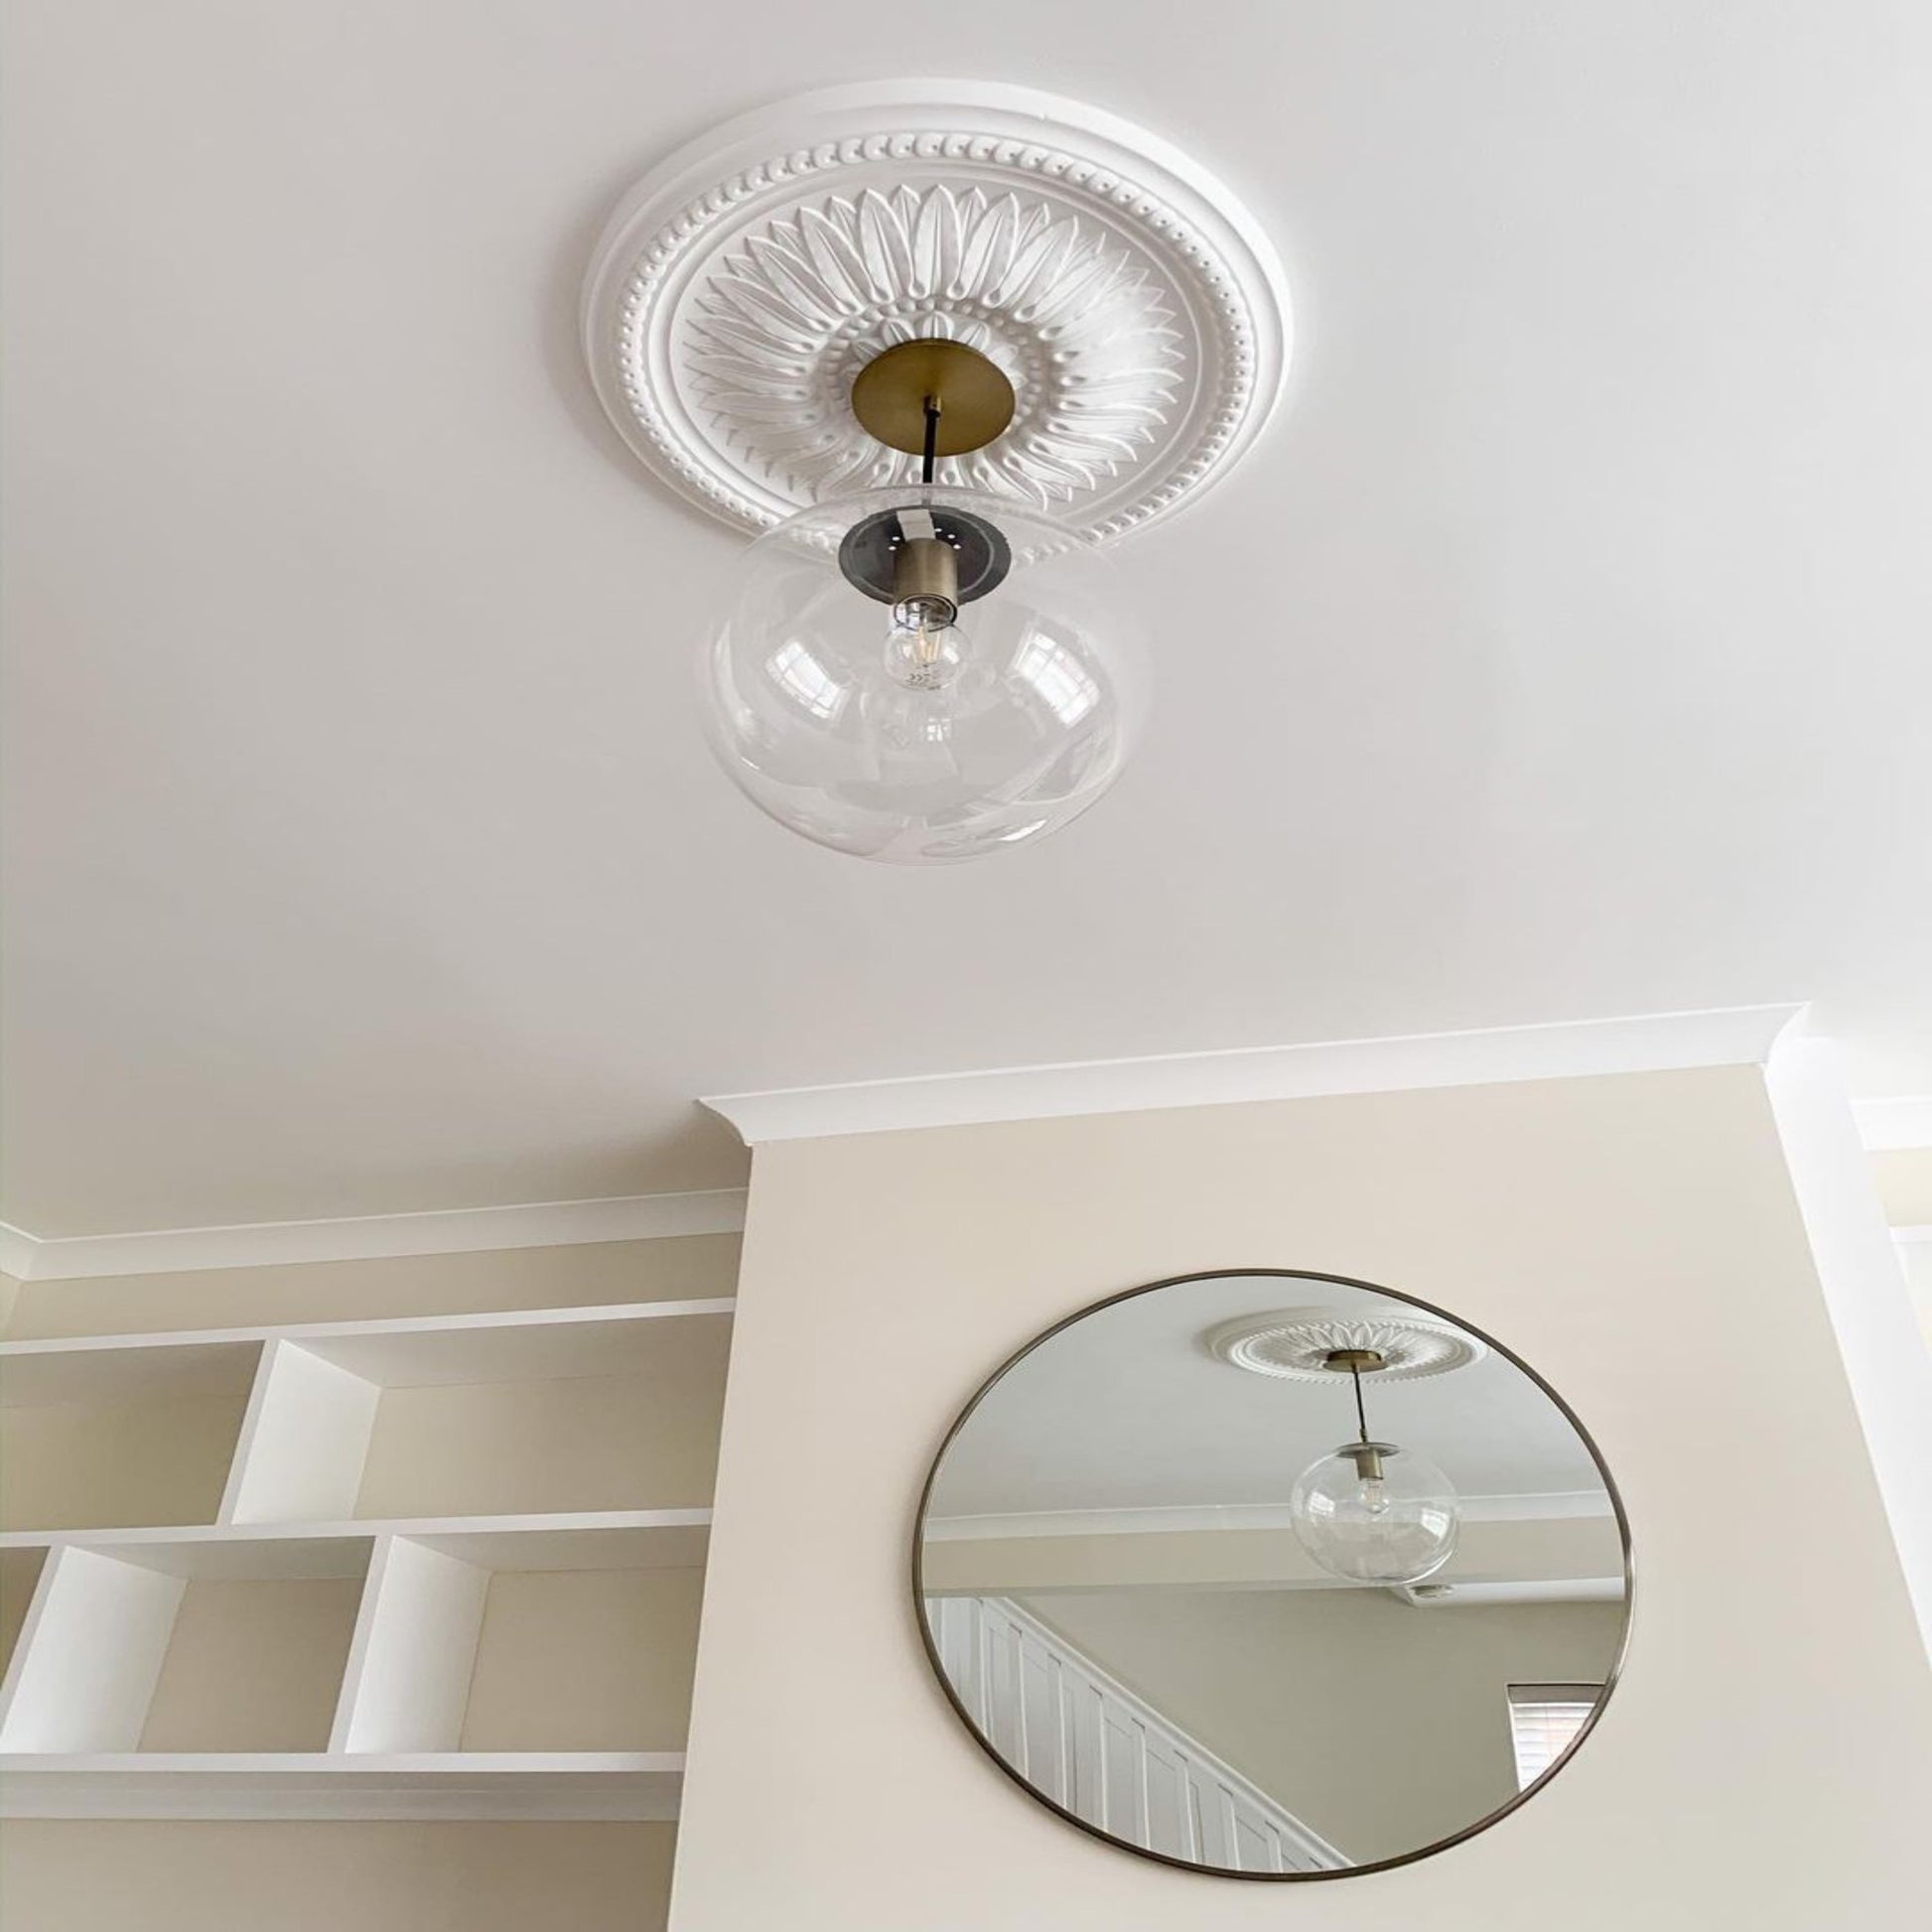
[1904,1241,1932,1349]
[1872,1148,1932,1224]
[670,1066,1932,1929]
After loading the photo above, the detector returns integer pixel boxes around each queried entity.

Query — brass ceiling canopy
[1323,1348,1389,1373]
[849,341,1017,459]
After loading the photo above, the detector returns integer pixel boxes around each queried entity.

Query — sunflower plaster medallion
[582,81,1292,541]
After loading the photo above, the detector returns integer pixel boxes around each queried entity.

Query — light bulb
[696,485,1145,864]
[1289,1441,1459,1587]
[885,608,966,692]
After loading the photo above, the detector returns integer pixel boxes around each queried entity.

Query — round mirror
[913,1270,1631,1878]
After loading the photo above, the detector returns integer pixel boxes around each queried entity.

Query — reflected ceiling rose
[581,81,1290,862]
[1208,1309,1487,1382]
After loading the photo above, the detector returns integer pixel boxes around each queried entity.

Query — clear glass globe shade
[1289,1443,1459,1587]
[696,485,1147,864]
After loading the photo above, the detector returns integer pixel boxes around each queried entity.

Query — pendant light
[1289,1348,1459,1587]
[695,341,1146,864]
[581,83,1293,867]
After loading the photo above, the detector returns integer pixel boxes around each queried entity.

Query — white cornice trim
[1396,1577,1625,1607]
[1,1014,1909,1286]
[923,1493,1614,1543]
[1893,1226,1932,1247]
[703,1004,1807,1146]
[0,1191,748,1284]
[1857,1096,1932,1152]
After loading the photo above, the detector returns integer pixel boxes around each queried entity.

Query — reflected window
[767,639,846,720]
[1012,632,1098,726]
[1506,1683,1600,1789]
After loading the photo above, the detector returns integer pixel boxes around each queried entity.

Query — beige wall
[1020,1586,1622,1866]
[140,1578,363,1752]
[354,1317,730,1517]
[1,1391,250,1532]
[1,1549,47,1679]
[670,1067,1932,1930]
[0,1821,675,1932]
[462,1566,706,1752]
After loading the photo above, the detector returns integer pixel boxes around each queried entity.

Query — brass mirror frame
[909,1267,1636,1882]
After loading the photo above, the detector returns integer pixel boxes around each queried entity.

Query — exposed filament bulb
[886,536,967,691]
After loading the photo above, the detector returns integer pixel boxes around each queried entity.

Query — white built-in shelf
[0,1297,732,1821]
[0,1298,737,1391]
[0,1512,714,1572]
[0,1753,685,1821]
[0,1299,736,1533]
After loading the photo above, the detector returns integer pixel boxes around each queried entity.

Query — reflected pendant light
[579,81,1293,864]
[1289,1348,1459,1587]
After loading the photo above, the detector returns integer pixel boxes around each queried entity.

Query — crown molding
[1394,1578,1625,1607]
[703,1004,1808,1146]
[0,1191,748,1285]
[3,1010,1910,1286]
[922,1493,1615,1543]
[1856,1096,1932,1152]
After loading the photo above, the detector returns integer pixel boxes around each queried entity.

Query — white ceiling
[925,1276,1607,1517]
[4,4,1929,1237]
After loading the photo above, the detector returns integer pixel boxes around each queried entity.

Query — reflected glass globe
[1289,1442,1459,1586]
[697,485,1146,864]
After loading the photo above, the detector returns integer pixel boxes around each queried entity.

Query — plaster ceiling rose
[582,80,1292,540]
[1205,1309,1487,1383]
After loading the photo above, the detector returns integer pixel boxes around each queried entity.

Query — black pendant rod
[920,395,941,484]
[1350,1361,1371,1446]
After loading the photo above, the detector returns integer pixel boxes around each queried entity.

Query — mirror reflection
[915,1271,1630,1876]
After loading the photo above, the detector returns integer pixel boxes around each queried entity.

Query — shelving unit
[0,1300,732,1820]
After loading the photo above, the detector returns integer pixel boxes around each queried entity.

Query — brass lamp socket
[892,537,960,630]
[838,502,1011,609]
[1340,1442,1399,1482]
